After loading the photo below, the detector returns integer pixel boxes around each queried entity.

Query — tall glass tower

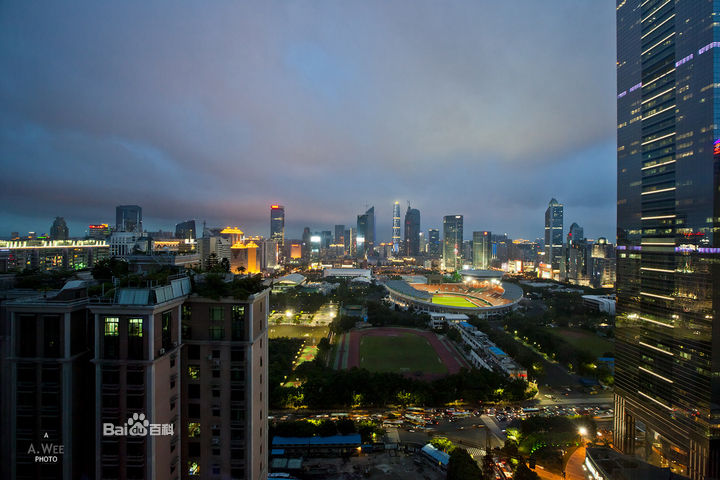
[442,215,463,271]
[544,198,563,273]
[270,205,285,245]
[404,205,421,256]
[392,202,401,254]
[615,2,720,478]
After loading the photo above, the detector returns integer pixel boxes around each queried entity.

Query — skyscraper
[392,202,401,255]
[116,205,143,233]
[544,199,563,273]
[175,219,196,239]
[356,206,375,256]
[472,231,492,270]
[334,224,345,245]
[442,215,463,271]
[615,3,720,478]
[428,229,440,257]
[50,216,69,240]
[270,205,285,245]
[404,205,421,256]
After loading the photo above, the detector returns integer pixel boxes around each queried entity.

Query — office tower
[544,199,563,273]
[343,228,351,255]
[392,202,401,255]
[403,205,421,256]
[562,223,589,285]
[50,216,69,240]
[270,205,285,245]
[442,215,463,271]
[321,231,332,250]
[334,225,345,245]
[175,220,197,240]
[615,3,720,478]
[116,205,143,233]
[428,229,441,257]
[472,231,492,269]
[301,228,311,260]
[88,224,111,240]
[418,232,426,254]
[356,206,375,256]
[181,289,269,480]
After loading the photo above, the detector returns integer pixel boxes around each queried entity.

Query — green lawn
[431,294,477,308]
[548,328,614,357]
[359,333,447,374]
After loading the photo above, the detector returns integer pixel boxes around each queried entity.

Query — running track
[344,327,469,380]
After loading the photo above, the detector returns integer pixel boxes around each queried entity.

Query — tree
[447,448,484,480]
[514,462,540,480]
[220,257,230,273]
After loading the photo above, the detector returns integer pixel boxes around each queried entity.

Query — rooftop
[421,444,450,466]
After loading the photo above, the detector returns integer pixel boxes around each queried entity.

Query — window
[104,317,119,336]
[189,442,200,457]
[162,310,172,349]
[231,305,245,340]
[212,387,220,398]
[188,365,200,379]
[210,306,223,322]
[189,384,200,399]
[189,403,200,418]
[188,422,201,438]
[212,406,221,417]
[188,345,200,359]
[212,465,221,475]
[188,460,200,476]
[182,304,192,320]
[128,318,143,337]
[212,369,220,378]
[209,322,224,340]
[212,349,220,359]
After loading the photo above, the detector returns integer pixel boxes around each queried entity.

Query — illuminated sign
[714,139,720,156]
[310,235,321,243]
[271,205,281,209]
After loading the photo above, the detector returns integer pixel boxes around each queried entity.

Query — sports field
[431,294,477,308]
[359,332,448,374]
[548,328,614,357]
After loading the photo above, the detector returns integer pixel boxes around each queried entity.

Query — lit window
[188,460,200,476]
[128,318,143,337]
[188,422,201,438]
[104,317,119,336]
[188,366,200,379]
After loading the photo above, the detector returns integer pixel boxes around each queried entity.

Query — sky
[0,1,617,242]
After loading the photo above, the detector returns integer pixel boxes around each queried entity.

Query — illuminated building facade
[472,231,492,270]
[269,205,284,245]
[0,239,108,272]
[88,224,111,240]
[615,2,720,478]
[442,215,463,271]
[230,241,259,274]
[544,198,563,273]
[116,205,143,233]
[404,205,420,256]
[392,202,401,254]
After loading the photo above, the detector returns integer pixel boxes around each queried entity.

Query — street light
[578,427,588,436]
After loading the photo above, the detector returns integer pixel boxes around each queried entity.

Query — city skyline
[0,1,616,241]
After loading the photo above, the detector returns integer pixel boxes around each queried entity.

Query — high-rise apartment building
[0,275,269,480]
[442,215,463,271]
[392,202,401,255]
[269,205,284,245]
[615,3,720,478]
[50,216,69,240]
[116,205,143,233]
[403,206,420,256]
[472,231,492,270]
[544,199,563,273]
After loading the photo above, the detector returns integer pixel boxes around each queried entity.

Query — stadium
[384,269,523,318]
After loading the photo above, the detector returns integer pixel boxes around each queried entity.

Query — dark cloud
[0,1,616,240]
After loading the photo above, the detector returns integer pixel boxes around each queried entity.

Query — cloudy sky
[0,1,616,242]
